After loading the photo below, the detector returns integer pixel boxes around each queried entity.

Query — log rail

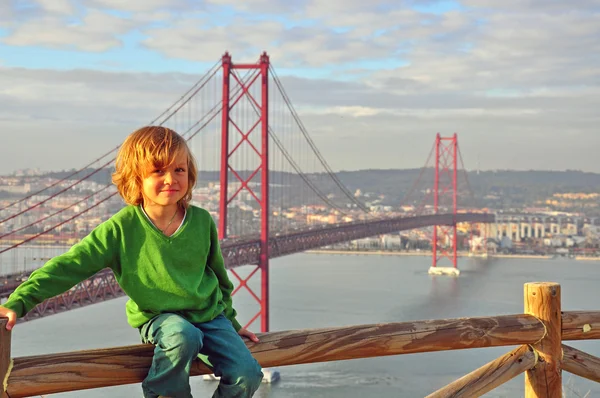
[1,282,600,397]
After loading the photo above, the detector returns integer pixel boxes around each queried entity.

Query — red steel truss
[432,133,459,269]
[219,52,271,332]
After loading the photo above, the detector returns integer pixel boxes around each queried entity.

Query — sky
[0,0,599,175]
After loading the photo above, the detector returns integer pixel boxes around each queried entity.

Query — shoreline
[304,250,600,261]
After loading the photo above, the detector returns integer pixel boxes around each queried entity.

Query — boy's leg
[140,313,202,398]
[196,314,263,398]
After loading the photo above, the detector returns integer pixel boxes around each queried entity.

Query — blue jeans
[140,313,263,398]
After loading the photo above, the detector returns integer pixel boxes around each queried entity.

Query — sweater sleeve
[207,217,242,331]
[2,218,119,318]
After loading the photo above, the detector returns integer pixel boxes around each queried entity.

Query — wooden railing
[1,282,600,397]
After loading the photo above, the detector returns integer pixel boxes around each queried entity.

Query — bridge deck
[2,212,494,320]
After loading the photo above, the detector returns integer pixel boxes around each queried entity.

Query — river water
[10,253,600,397]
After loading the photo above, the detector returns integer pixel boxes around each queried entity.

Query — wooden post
[524,282,562,397]
[0,319,11,398]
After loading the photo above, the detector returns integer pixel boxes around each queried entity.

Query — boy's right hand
[0,307,16,330]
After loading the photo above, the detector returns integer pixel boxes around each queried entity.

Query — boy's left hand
[238,327,259,343]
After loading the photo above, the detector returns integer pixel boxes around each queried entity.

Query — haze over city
[0,0,598,174]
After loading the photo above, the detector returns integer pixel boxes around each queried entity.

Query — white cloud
[0,2,14,22]
[0,0,599,173]
[1,64,598,174]
[35,0,76,15]
[203,0,297,13]
[304,0,396,18]
[364,7,600,96]
[137,2,481,68]
[141,13,431,67]
[142,18,284,63]
[461,0,600,11]
[318,106,384,117]
[0,67,197,120]
[3,10,135,51]
[87,0,189,12]
[0,66,207,172]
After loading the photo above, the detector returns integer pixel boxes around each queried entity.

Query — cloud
[142,18,284,63]
[140,8,452,67]
[35,0,76,15]
[203,0,298,13]
[461,0,600,11]
[0,66,205,172]
[0,0,599,174]
[304,0,398,18]
[1,64,598,175]
[358,4,600,98]
[0,2,14,22]
[134,2,482,69]
[87,0,190,12]
[0,67,198,122]
[3,10,135,51]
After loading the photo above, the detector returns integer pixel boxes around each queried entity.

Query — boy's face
[141,151,189,209]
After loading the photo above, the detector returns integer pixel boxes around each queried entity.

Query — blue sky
[0,0,599,174]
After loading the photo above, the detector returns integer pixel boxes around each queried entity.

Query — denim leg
[140,313,202,398]
[195,315,263,398]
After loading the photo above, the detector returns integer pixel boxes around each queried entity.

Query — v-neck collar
[138,205,188,239]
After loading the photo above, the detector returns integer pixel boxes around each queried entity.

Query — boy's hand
[238,327,259,343]
[0,307,16,330]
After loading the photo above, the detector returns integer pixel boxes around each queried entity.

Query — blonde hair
[112,126,197,208]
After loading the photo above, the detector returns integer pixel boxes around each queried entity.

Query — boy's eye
[176,167,186,172]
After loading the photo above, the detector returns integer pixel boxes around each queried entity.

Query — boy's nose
[164,172,174,184]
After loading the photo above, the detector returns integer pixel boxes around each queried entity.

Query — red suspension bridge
[0,53,493,332]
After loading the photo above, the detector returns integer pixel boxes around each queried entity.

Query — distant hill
[34,168,600,214]
[335,169,600,212]
[467,170,600,210]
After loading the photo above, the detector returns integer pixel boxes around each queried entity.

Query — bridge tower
[429,133,460,276]
[219,52,271,332]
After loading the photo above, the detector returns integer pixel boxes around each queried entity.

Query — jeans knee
[159,326,200,360]
[230,361,263,390]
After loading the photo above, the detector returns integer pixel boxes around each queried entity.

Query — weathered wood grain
[561,311,600,340]
[425,344,536,398]
[562,343,600,383]
[0,320,10,398]
[524,282,562,398]
[6,314,544,397]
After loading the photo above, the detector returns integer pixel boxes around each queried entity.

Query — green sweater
[3,205,241,331]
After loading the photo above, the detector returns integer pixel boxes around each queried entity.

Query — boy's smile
[142,152,189,208]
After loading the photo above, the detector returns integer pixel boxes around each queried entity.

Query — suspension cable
[269,131,348,215]
[0,63,259,249]
[0,158,114,225]
[398,145,435,210]
[0,185,113,239]
[270,65,370,212]
[227,68,349,215]
[457,144,479,208]
[0,193,115,255]
[0,61,221,213]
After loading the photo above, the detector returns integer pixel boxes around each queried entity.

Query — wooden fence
[1,282,600,397]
